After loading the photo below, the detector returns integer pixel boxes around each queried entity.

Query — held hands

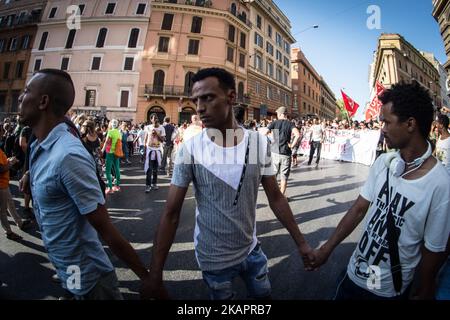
[301,244,332,271]
[140,274,170,300]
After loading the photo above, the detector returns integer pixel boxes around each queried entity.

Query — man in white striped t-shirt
[141,68,313,300]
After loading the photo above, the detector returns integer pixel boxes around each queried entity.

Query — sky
[276,0,446,120]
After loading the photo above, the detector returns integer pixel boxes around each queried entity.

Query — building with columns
[371,34,441,109]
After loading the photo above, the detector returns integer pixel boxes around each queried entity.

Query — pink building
[136,0,251,124]
[27,0,151,121]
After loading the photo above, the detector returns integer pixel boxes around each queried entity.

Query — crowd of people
[0,67,449,301]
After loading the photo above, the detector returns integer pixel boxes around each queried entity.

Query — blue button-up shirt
[30,122,113,296]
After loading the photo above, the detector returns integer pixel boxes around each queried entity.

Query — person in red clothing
[0,143,30,240]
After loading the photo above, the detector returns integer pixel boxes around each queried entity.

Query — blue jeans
[436,257,450,300]
[202,244,271,300]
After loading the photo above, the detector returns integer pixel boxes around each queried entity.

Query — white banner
[298,129,381,166]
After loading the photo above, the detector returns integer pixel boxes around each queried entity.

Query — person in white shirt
[307,82,450,300]
[436,114,450,175]
[144,115,165,192]
[308,118,324,166]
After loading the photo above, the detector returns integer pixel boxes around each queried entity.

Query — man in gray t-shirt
[141,68,313,300]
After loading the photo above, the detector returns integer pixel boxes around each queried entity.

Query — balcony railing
[236,95,251,105]
[153,0,212,8]
[228,8,252,28]
[0,12,41,29]
[144,85,192,97]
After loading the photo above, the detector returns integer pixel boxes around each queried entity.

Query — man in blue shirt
[18,69,148,299]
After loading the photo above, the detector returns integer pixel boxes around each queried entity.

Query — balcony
[152,0,212,8]
[0,11,42,30]
[228,8,252,28]
[236,95,251,105]
[144,85,192,97]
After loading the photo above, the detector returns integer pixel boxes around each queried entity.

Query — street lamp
[293,25,319,37]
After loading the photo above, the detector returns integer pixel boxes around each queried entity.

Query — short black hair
[192,68,236,93]
[438,113,449,128]
[379,81,434,139]
[233,105,245,124]
[34,69,75,117]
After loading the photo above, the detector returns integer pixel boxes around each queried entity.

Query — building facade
[27,0,151,121]
[247,0,294,121]
[291,48,323,119]
[320,77,337,120]
[423,51,450,108]
[136,0,251,124]
[432,0,450,80]
[0,0,47,118]
[371,34,441,109]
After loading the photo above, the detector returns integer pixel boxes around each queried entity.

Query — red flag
[365,81,385,122]
[341,90,360,118]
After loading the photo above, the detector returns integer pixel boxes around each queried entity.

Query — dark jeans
[308,141,322,165]
[127,141,134,156]
[335,273,411,300]
[146,159,158,186]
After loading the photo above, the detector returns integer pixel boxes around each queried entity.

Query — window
[21,35,31,49]
[120,90,129,108]
[124,57,134,71]
[91,56,101,70]
[238,82,244,100]
[96,28,107,48]
[158,37,169,52]
[162,13,174,30]
[78,4,85,15]
[240,32,246,49]
[276,67,282,82]
[255,54,262,71]
[105,3,116,14]
[153,70,165,94]
[85,90,96,107]
[255,81,260,94]
[184,72,195,95]
[15,61,25,79]
[34,59,42,72]
[268,25,272,38]
[128,28,139,48]
[227,46,234,62]
[230,3,237,16]
[3,62,11,79]
[276,50,282,62]
[256,15,262,29]
[266,42,273,56]
[228,25,235,43]
[254,32,263,48]
[191,16,202,33]
[38,32,48,50]
[49,7,57,19]
[188,39,199,55]
[11,90,20,113]
[267,61,273,77]
[61,57,70,71]
[284,56,290,68]
[65,29,76,49]
[276,33,282,47]
[9,37,17,51]
[0,39,5,53]
[0,92,6,112]
[239,53,245,68]
[283,40,290,53]
[136,3,146,15]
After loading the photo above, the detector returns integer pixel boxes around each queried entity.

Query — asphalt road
[0,155,370,300]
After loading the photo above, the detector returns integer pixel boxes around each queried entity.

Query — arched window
[153,70,165,94]
[96,28,107,48]
[230,3,237,16]
[238,82,244,100]
[240,11,247,23]
[184,72,195,96]
[128,28,139,48]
